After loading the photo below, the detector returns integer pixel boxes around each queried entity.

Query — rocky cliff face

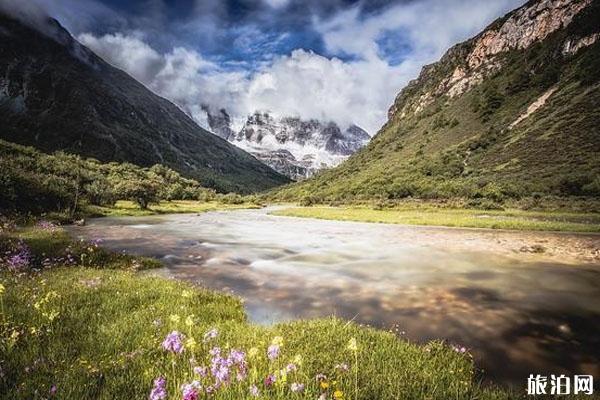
[390,0,596,119]
[276,0,600,202]
[0,13,289,193]
[205,109,370,180]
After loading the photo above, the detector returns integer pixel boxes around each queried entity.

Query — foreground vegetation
[0,224,522,400]
[273,205,600,233]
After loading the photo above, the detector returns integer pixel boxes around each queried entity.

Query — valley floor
[0,225,516,399]
[272,206,600,233]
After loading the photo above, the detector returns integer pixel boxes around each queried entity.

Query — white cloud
[77,0,524,134]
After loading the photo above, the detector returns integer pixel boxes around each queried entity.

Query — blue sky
[4,0,524,133]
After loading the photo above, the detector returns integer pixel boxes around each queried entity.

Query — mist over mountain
[0,12,289,193]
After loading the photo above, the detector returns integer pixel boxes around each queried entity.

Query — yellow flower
[186,337,197,350]
[248,347,259,358]
[347,338,358,352]
[293,354,303,366]
[185,315,195,327]
[320,381,330,390]
[0,283,5,295]
[333,390,344,399]
[271,336,284,347]
[169,314,180,324]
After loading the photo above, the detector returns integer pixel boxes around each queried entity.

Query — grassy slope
[0,227,515,400]
[272,206,600,233]
[273,3,600,204]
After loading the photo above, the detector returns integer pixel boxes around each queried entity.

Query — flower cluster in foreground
[150,322,361,400]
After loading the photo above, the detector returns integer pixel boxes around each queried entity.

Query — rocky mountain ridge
[204,109,370,180]
[276,0,600,202]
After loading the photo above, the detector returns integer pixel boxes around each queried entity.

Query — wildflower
[267,344,280,360]
[286,363,297,373]
[169,314,180,324]
[290,382,305,393]
[49,384,57,396]
[193,366,208,377]
[333,390,344,399]
[248,347,259,358]
[203,328,218,342]
[292,354,303,366]
[249,384,260,397]
[152,319,162,327]
[452,345,467,353]
[162,331,185,354]
[264,374,276,387]
[347,338,358,352]
[185,315,194,327]
[186,337,197,350]
[271,336,284,346]
[320,381,330,390]
[149,377,167,400]
[6,244,31,272]
[335,363,349,372]
[181,383,199,400]
[315,373,327,382]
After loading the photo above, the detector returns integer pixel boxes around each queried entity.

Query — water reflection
[69,209,600,386]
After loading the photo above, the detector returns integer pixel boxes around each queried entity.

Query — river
[68,207,600,387]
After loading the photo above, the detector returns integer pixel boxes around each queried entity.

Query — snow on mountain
[203,109,371,180]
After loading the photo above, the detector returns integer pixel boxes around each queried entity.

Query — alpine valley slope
[0,13,290,193]
[276,0,600,203]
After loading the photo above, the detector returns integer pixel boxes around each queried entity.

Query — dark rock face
[202,106,235,140]
[0,13,289,193]
[207,111,370,180]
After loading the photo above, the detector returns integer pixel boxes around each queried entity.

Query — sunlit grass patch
[272,206,600,233]
[85,200,261,217]
[0,225,517,399]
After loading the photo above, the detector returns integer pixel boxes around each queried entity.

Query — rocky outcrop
[206,111,370,180]
[202,106,235,140]
[389,0,593,120]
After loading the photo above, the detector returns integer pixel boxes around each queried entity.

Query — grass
[0,226,519,399]
[272,206,600,233]
[84,200,261,218]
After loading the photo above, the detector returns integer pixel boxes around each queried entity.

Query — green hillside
[0,14,289,194]
[275,0,600,207]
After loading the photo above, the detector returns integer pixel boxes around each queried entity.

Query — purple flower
[267,344,280,360]
[194,366,208,377]
[264,374,276,387]
[286,363,297,373]
[452,344,467,353]
[149,377,167,400]
[162,331,185,354]
[49,385,57,396]
[181,383,199,400]
[249,384,260,397]
[229,349,245,364]
[37,220,57,231]
[290,382,305,393]
[335,363,349,372]
[6,244,31,272]
[315,373,327,382]
[203,328,218,342]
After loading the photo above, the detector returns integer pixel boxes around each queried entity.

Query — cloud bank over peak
[11,0,524,134]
